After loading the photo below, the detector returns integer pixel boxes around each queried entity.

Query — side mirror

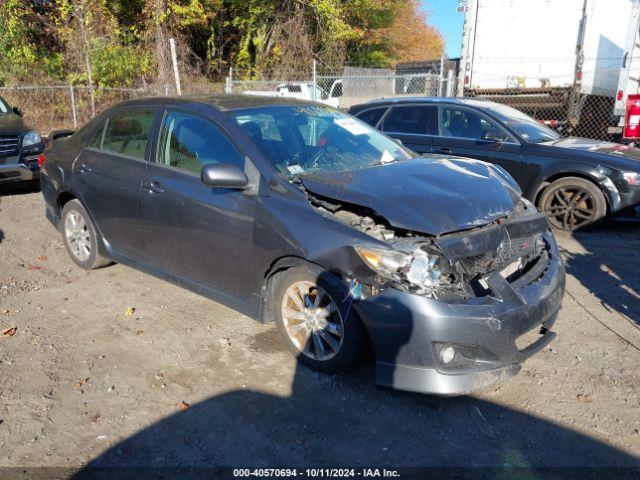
[201,163,248,189]
[12,107,23,117]
[392,137,404,146]
[481,128,507,143]
[49,129,75,141]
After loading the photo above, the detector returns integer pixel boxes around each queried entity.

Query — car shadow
[0,181,39,197]
[71,271,640,480]
[561,219,640,326]
[0,198,4,244]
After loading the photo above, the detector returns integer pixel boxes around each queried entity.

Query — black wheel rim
[544,185,596,230]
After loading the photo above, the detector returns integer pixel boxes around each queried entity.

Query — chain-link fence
[0,80,226,135]
[228,64,457,111]
[0,62,625,142]
[0,85,151,134]
[460,64,626,141]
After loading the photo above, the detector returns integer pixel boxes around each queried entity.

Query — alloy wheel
[543,185,598,231]
[64,210,92,262]
[280,280,344,361]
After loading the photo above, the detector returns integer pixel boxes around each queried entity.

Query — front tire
[269,265,367,374]
[538,177,607,231]
[61,199,111,269]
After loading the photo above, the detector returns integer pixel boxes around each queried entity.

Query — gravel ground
[0,184,639,476]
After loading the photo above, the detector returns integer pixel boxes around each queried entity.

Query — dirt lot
[1,184,639,476]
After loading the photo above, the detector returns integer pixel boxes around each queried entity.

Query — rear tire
[61,199,111,269]
[269,264,367,374]
[538,177,606,231]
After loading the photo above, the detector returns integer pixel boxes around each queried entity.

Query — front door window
[158,111,244,175]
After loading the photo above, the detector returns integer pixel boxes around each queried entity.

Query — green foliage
[0,0,443,86]
[0,0,64,84]
[90,42,153,87]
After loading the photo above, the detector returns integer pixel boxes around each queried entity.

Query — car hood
[0,112,27,133]
[300,156,522,236]
[536,137,640,169]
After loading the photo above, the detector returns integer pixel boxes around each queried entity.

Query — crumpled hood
[301,156,522,236]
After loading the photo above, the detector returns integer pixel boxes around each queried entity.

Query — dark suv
[0,95,45,189]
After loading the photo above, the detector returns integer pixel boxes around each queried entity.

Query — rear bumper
[355,233,565,396]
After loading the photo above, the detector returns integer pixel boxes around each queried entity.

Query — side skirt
[106,248,264,322]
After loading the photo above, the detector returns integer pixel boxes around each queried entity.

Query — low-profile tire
[538,177,607,231]
[61,199,111,269]
[269,264,368,374]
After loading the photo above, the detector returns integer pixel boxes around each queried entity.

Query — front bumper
[617,185,640,212]
[354,234,565,396]
[0,156,40,183]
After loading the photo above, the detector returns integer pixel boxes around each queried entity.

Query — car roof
[109,94,317,112]
[351,96,497,110]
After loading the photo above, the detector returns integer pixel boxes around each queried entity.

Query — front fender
[528,164,620,211]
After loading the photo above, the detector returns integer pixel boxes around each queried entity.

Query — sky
[420,0,465,58]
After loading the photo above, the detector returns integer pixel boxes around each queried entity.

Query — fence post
[225,67,233,94]
[446,69,455,97]
[312,59,317,102]
[169,38,182,95]
[69,85,78,128]
[438,55,445,97]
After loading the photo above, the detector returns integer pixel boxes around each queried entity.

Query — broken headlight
[355,245,448,292]
[355,246,412,278]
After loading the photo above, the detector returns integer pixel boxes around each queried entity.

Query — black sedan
[41,96,564,396]
[348,98,640,230]
[0,95,45,189]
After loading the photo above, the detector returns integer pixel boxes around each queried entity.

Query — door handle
[143,181,165,194]
[77,164,92,173]
[437,147,452,154]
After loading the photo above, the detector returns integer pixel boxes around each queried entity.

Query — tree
[0,0,444,86]
[383,0,444,62]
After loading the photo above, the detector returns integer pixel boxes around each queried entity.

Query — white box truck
[457,0,640,141]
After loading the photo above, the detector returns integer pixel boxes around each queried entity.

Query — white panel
[470,0,585,89]
[581,0,635,95]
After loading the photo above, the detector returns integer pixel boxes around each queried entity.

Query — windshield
[230,105,414,178]
[0,97,9,114]
[484,103,561,143]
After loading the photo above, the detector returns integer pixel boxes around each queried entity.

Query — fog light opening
[441,346,456,364]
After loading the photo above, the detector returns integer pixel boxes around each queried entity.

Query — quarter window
[382,106,438,135]
[89,122,105,149]
[100,109,155,159]
[158,111,244,175]
[356,107,387,127]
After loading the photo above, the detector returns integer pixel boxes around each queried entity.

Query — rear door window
[355,107,387,127]
[382,106,438,135]
[101,109,155,160]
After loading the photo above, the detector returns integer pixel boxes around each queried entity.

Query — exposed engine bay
[306,190,551,302]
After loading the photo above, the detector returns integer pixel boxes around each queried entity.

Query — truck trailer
[457,0,640,141]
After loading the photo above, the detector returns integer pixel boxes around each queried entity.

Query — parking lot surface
[1,184,639,471]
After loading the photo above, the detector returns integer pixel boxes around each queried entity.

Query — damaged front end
[307,189,550,302]
[305,189,565,396]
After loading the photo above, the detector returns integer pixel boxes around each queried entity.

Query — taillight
[617,90,624,101]
[624,94,640,139]
[37,154,46,168]
[464,75,469,85]
[576,70,583,81]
